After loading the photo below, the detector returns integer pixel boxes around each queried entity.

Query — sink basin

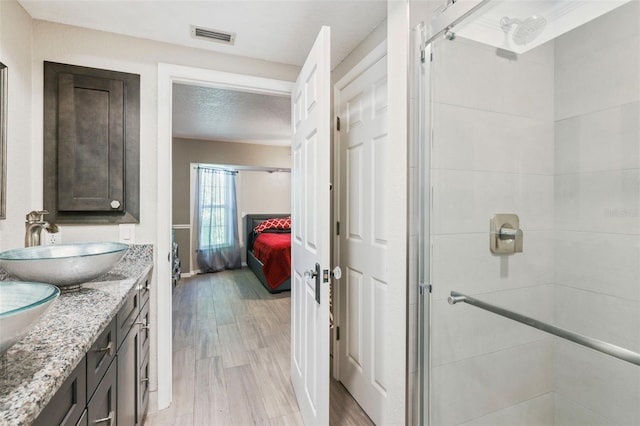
[0,281,59,354]
[0,242,129,288]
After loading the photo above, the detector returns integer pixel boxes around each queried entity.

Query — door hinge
[336,221,340,236]
[336,116,341,131]
[336,326,340,341]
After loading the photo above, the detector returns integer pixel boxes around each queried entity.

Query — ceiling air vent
[191,25,236,45]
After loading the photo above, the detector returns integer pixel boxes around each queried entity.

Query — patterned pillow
[254,216,291,234]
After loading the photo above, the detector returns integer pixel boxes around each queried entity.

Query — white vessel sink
[0,281,59,354]
[0,242,129,288]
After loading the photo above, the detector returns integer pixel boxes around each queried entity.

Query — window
[197,168,235,249]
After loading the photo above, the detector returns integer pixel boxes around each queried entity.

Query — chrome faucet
[25,210,59,247]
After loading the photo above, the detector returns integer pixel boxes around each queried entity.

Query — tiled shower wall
[429,36,556,425]
[428,2,640,424]
[552,3,640,424]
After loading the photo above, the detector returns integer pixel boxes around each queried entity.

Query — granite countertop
[0,244,153,426]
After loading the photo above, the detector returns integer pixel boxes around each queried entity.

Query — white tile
[555,1,640,67]
[555,102,640,174]
[555,34,640,120]
[460,393,554,426]
[433,103,554,175]
[554,170,640,234]
[431,339,554,426]
[433,36,554,121]
[554,339,640,425]
[432,170,554,234]
[554,231,640,302]
[432,285,554,366]
[554,285,640,354]
[431,232,554,301]
[554,392,618,426]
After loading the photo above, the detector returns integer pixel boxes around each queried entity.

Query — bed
[245,214,292,293]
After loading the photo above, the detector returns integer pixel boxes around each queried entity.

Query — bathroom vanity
[0,245,153,425]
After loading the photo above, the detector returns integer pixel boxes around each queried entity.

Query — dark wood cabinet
[117,319,139,426]
[34,270,152,426]
[34,356,87,426]
[87,360,116,426]
[43,61,140,224]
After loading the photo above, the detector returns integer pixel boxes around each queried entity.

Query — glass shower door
[421,1,640,424]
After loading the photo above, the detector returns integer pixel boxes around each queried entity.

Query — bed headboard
[244,213,291,255]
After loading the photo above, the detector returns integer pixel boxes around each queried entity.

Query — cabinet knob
[110,200,121,209]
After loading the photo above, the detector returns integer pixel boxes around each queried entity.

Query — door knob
[331,266,342,280]
[304,269,318,280]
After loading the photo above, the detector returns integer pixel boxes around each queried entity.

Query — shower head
[500,15,547,46]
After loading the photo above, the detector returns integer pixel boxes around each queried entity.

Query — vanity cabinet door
[87,360,116,426]
[117,312,139,426]
[34,356,87,426]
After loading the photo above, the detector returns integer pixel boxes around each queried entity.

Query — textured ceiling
[18,0,387,68]
[172,84,292,145]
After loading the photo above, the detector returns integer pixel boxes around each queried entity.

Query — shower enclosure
[415,0,640,424]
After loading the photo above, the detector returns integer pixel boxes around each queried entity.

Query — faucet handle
[26,210,50,222]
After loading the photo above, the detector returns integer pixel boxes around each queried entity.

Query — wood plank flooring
[145,268,374,426]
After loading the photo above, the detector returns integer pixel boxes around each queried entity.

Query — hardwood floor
[145,268,374,426]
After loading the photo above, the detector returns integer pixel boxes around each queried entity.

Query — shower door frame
[415,0,496,424]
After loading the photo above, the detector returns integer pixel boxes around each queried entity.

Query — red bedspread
[252,233,291,289]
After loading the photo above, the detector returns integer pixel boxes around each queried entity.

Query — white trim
[157,63,293,410]
[334,41,387,90]
[332,40,387,382]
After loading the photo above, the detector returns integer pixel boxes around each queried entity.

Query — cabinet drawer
[138,273,150,309]
[87,318,116,400]
[138,297,150,359]
[34,356,86,426]
[116,289,139,349]
[87,359,116,426]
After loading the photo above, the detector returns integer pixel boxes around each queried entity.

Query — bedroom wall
[172,137,291,273]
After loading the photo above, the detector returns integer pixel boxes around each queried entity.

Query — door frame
[332,40,388,379]
[156,64,293,409]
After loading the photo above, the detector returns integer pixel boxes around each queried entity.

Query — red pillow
[254,217,291,234]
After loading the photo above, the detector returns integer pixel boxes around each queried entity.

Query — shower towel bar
[448,291,640,367]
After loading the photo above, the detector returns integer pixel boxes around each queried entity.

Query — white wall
[238,170,291,242]
[26,18,298,411]
[0,0,33,250]
[553,3,640,424]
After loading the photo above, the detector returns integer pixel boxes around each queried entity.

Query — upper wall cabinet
[44,62,140,223]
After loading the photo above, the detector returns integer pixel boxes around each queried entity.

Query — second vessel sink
[0,281,60,354]
[0,242,129,288]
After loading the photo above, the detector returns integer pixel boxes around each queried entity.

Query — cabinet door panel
[117,319,139,426]
[57,73,124,212]
[87,360,116,426]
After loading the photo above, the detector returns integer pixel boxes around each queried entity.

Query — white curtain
[193,167,241,272]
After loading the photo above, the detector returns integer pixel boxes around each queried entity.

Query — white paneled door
[337,53,397,425]
[290,26,331,426]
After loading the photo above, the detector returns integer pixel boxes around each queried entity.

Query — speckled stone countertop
[0,244,153,426]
